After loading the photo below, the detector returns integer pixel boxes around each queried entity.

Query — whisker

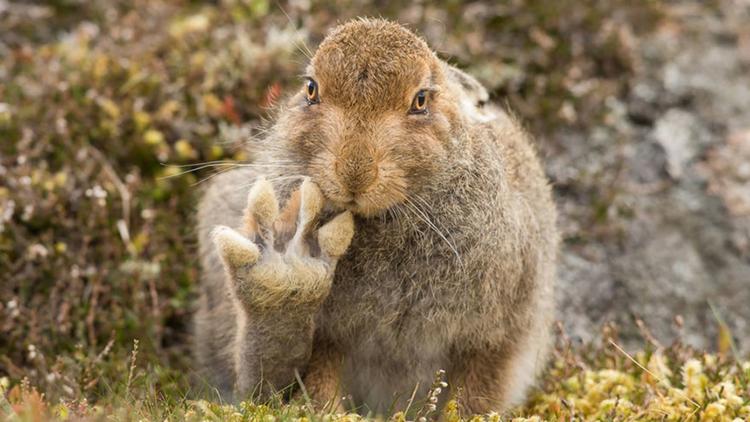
[411,192,462,254]
[265,174,309,183]
[402,198,462,266]
[398,202,427,246]
[229,174,309,194]
[394,204,414,235]
[190,165,246,186]
[234,162,301,168]
[386,207,395,225]
[275,1,314,60]
[159,162,245,180]
[163,160,241,168]
[158,162,302,180]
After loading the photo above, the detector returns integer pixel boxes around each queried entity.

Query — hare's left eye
[409,90,428,114]
[305,79,320,105]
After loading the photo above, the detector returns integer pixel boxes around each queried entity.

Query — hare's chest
[318,218,478,344]
[320,251,466,345]
[319,253,463,409]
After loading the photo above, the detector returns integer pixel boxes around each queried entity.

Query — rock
[554,1,750,351]
[652,109,708,179]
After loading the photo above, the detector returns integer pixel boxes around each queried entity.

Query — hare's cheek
[281,115,339,158]
[402,132,445,180]
[411,123,448,156]
[306,150,347,202]
[420,110,454,148]
[285,130,324,162]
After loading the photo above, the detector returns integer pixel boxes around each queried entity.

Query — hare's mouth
[328,196,367,214]
[324,192,388,218]
[314,171,407,218]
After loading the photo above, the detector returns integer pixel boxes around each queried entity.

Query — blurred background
[1,0,749,405]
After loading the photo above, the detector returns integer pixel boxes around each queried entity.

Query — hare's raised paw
[211,177,354,309]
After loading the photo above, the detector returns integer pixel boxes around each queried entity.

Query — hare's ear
[441,62,490,108]
[441,61,501,123]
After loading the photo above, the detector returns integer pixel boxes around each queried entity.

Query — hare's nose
[334,144,378,194]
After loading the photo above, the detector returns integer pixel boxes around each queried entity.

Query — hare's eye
[409,90,428,114]
[305,79,320,105]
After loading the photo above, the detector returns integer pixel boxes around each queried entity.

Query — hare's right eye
[305,79,320,105]
[409,89,428,115]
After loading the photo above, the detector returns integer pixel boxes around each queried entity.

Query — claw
[212,225,261,269]
[317,211,355,259]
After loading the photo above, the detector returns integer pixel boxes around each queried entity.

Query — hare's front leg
[212,178,354,400]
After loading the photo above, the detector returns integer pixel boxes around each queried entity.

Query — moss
[2,337,749,420]
[3,1,733,421]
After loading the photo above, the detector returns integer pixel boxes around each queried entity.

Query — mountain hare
[194,18,558,415]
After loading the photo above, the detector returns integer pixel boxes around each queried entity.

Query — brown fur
[194,18,558,416]
[299,337,346,412]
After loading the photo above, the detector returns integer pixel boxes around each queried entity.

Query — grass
[1,0,747,420]
[2,327,749,420]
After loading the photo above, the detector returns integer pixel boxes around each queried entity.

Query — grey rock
[552,1,750,351]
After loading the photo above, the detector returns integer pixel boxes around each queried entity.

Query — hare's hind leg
[450,327,551,415]
[298,337,346,413]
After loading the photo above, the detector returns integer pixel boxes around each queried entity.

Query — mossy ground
[1,1,747,420]
[3,328,749,421]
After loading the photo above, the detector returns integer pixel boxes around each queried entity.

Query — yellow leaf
[202,94,223,117]
[144,129,165,146]
[133,111,151,132]
[717,322,733,355]
[174,139,198,160]
[210,145,224,160]
[157,100,181,120]
[98,98,121,119]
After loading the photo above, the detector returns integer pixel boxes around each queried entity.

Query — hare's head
[273,19,464,217]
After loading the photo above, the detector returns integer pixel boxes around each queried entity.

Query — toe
[298,178,324,232]
[317,211,355,259]
[275,189,301,240]
[244,177,279,242]
[287,178,324,256]
[212,225,261,269]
